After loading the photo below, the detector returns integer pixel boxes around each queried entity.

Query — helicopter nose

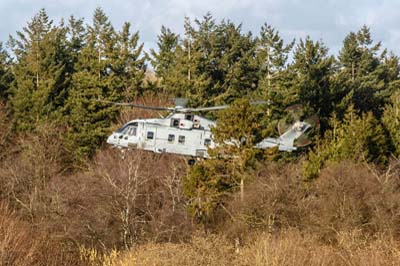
[107,133,116,145]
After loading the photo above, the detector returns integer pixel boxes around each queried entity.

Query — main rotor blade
[250,100,270,106]
[97,99,175,111]
[184,105,230,112]
[183,100,270,112]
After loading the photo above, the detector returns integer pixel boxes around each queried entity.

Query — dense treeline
[0,9,399,161]
[0,8,400,266]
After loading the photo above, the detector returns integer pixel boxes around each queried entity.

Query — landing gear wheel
[188,158,196,166]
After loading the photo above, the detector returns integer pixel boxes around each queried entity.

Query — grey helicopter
[101,98,318,161]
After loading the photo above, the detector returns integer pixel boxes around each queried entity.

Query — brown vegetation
[1,107,400,265]
[223,160,400,243]
[114,230,400,266]
[0,118,192,264]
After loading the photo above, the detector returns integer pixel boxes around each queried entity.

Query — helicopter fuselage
[107,111,314,157]
[107,113,216,158]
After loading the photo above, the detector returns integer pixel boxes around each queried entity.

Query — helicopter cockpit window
[117,125,128,133]
[168,134,175,142]
[178,135,185,144]
[171,118,180,128]
[117,122,138,134]
[147,131,154,140]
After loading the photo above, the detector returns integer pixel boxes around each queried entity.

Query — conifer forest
[1,8,400,266]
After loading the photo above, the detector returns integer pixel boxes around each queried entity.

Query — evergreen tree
[151,17,195,98]
[212,21,258,105]
[292,37,334,130]
[336,26,393,117]
[304,105,389,179]
[64,8,123,158]
[255,23,295,136]
[150,25,178,93]
[115,22,146,98]
[182,13,216,105]
[382,91,400,157]
[66,16,86,69]
[9,8,70,131]
[184,99,262,224]
[256,23,294,102]
[155,14,259,107]
[0,42,13,100]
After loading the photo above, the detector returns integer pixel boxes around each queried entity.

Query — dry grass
[113,229,400,266]
[0,203,40,266]
[222,160,400,243]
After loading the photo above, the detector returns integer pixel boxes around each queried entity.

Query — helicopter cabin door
[145,126,157,150]
[117,122,138,148]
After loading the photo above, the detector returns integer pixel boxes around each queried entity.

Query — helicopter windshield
[117,122,138,136]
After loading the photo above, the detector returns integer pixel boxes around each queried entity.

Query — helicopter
[101,98,318,161]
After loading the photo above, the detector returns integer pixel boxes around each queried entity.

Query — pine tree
[0,42,13,100]
[155,14,259,107]
[303,105,389,179]
[255,23,295,136]
[151,17,196,98]
[336,26,391,117]
[213,21,259,105]
[256,23,294,102]
[64,8,123,158]
[66,16,86,69]
[150,25,178,94]
[292,37,334,130]
[183,13,217,105]
[115,22,146,99]
[9,8,70,131]
[183,99,262,224]
[382,91,400,157]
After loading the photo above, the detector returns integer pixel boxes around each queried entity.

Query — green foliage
[66,16,86,69]
[183,160,235,225]
[382,91,400,157]
[2,10,400,170]
[9,9,70,131]
[292,37,335,130]
[256,23,295,103]
[335,26,396,118]
[63,8,118,159]
[116,22,146,98]
[0,43,13,100]
[255,24,295,135]
[303,106,389,180]
[6,8,147,161]
[302,148,324,180]
[151,14,259,106]
[184,99,262,224]
[150,25,179,93]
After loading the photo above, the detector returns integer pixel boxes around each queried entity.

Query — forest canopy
[0,8,400,266]
[0,8,398,163]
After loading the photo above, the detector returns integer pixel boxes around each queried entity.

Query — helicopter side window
[193,118,200,129]
[204,138,211,146]
[185,114,194,121]
[127,127,137,136]
[147,131,154,140]
[178,135,185,144]
[168,134,175,142]
[171,118,180,128]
